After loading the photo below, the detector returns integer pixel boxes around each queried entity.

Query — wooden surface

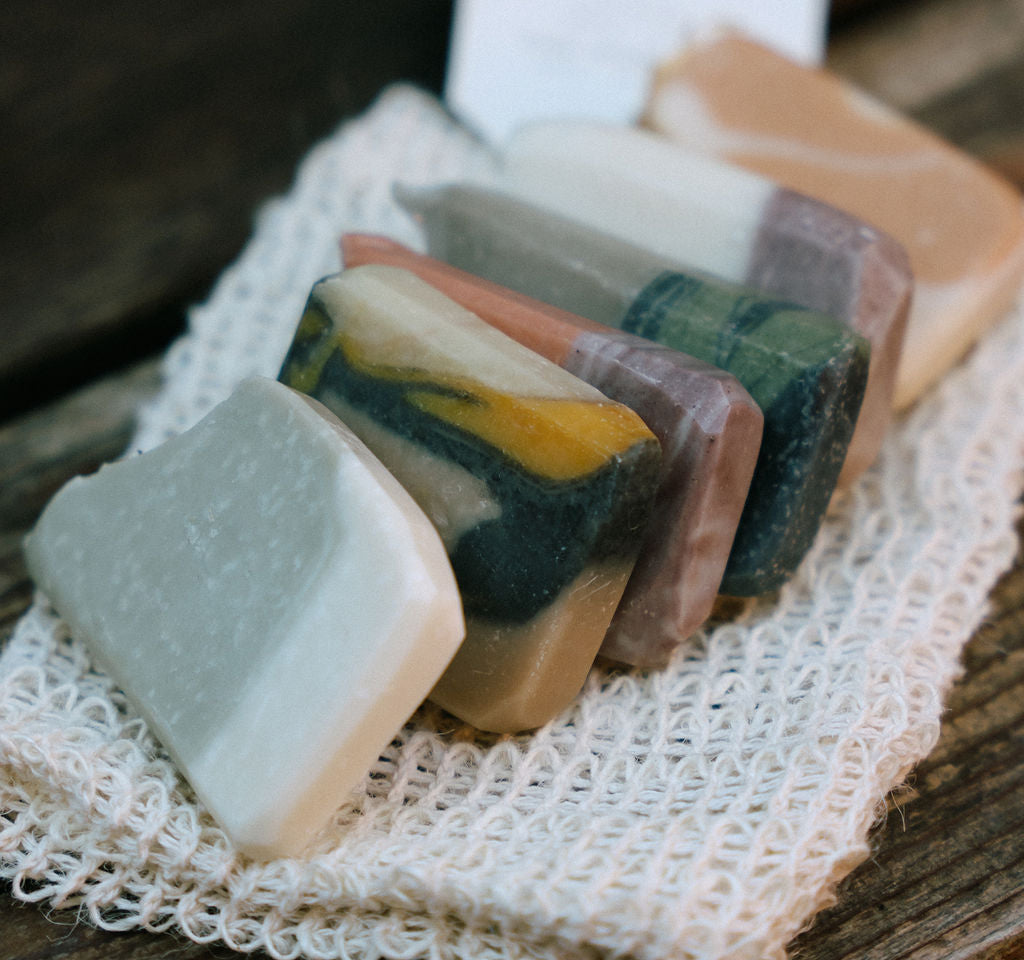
[1,1,1023,958]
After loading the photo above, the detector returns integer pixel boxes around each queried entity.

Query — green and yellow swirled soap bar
[279,265,662,732]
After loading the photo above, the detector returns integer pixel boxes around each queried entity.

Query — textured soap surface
[644,29,1024,409]
[341,234,763,666]
[400,184,869,595]
[279,266,661,729]
[23,377,465,859]
[500,120,912,484]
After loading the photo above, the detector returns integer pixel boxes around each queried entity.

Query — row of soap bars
[25,32,1024,858]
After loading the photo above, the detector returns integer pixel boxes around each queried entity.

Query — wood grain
[827,0,1024,113]
[790,546,1024,959]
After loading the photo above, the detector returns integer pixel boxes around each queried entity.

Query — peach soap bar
[341,234,763,667]
[500,120,912,484]
[279,266,661,730]
[23,377,465,859]
[644,30,1024,409]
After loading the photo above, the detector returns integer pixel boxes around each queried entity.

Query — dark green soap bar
[621,272,868,594]
[398,183,870,595]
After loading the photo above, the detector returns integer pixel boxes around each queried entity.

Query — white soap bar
[23,377,464,859]
[501,121,770,281]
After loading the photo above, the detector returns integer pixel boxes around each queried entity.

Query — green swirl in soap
[280,271,661,624]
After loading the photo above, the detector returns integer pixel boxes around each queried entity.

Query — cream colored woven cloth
[3,86,1023,960]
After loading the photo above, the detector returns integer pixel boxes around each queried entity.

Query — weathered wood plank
[0,360,163,530]
[790,519,1024,960]
[0,898,254,960]
[827,0,1024,113]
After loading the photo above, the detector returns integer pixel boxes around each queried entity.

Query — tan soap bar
[645,29,1024,409]
[23,377,465,859]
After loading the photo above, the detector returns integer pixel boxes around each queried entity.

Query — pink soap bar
[342,234,763,666]
[645,29,1024,410]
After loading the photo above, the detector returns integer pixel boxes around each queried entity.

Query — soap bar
[399,184,869,595]
[23,377,465,859]
[341,234,763,666]
[279,266,661,730]
[499,120,912,484]
[644,29,1024,410]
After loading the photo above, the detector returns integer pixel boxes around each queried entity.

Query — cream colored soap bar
[645,29,1024,409]
[23,377,465,860]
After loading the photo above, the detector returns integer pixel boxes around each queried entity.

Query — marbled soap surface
[23,377,465,858]
[623,271,869,594]
[499,121,912,486]
[645,29,1024,410]
[342,234,763,666]
[570,330,762,660]
[400,184,869,595]
[280,265,661,730]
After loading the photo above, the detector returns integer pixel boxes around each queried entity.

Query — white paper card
[444,0,829,145]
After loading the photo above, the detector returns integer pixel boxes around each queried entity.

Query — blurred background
[4,0,1024,425]
[0,0,453,420]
